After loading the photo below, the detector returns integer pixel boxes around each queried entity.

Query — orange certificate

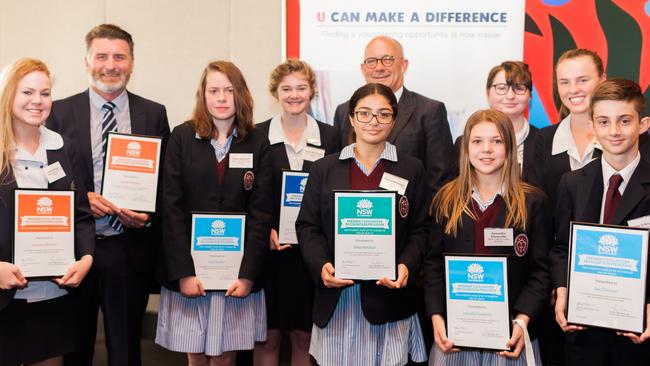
[14,189,75,278]
[101,133,162,213]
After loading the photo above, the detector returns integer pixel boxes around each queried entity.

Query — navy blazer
[423,191,552,338]
[160,122,272,292]
[551,157,650,305]
[333,87,454,200]
[46,90,170,277]
[296,151,429,327]
[0,138,95,311]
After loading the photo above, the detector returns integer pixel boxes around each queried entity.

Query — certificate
[445,255,511,351]
[278,171,309,244]
[190,213,245,290]
[567,222,648,333]
[334,191,396,280]
[101,133,162,213]
[14,189,75,278]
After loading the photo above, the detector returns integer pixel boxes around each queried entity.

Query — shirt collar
[195,125,238,140]
[14,126,63,163]
[89,87,128,112]
[551,115,601,156]
[514,119,530,148]
[601,152,640,191]
[394,86,404,102]
[471,185,505,212]
[339,142,398,162]
[268,114,322,146]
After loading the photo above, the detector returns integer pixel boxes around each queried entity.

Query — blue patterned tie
[102,102,123,233]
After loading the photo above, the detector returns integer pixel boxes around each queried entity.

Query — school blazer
[0,139,95,311]
[46,90,170,276]
[160,122,272,292]
[333,87,454,199]
[256,118,340,232]
[550,158,650,304]
[452,125,539,183]
[296,151,429,327]
[423,191,552,338]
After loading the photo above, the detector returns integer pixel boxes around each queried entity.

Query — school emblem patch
[243,171,255,191]
[514,233,528,257]
[399,195,409,219]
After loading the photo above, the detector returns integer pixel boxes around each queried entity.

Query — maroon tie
[603,174,623,225]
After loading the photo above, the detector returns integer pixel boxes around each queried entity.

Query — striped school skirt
[309,284,427,366]
[429,339,542,366]
[155,287,266,356]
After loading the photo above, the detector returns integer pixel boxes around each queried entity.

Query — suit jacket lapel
[388,88,416,144]
[576,161,603,223]
[331,155,351,191]
[612,159,650,225]
[74,91,94,186]
[127,92,147,135]
[458,213,475,253]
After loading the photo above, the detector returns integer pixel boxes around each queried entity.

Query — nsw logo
[126,141,142,157]
[467,263,484,282]
[211,220,226,235]
[36,196,54,214]
[299,178,307,193]
[598,234,619,255]
[356,199,373,216]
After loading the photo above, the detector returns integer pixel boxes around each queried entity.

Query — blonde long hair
[431,109,536,236]
[0,58,51,180]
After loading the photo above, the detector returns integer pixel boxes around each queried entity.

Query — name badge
[379,172,408,195]
[229,153,253,169]
[303,146,325,162]
[628,215,650,229]
[43,162,66,183]
[484,228,513,246]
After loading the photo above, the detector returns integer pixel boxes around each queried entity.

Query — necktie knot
[102,101,116,112]
[609,174,623,191]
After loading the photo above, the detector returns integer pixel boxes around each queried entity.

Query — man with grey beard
[47,24,170,366]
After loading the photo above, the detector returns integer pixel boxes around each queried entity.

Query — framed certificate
[190,213,246,290]
[278,170,309,245]
[13,189,76,278]
[445,254,511,351]
[334,190,396,280]
[101,132,162,213]
[567,222,648,333]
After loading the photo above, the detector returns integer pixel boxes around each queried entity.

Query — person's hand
[617,304,650,344]
[117,208,149,229]
[179,276,206,298]
[0,262,27,290]
[432,314,459,353]
[377,264,408,289]
[554,287,585,332]
[269,229,291,251]
[226,278,253,298]
[54,255,93,287]
[87,192,119,218]
[320,263,354,288]
[498,314,529,358]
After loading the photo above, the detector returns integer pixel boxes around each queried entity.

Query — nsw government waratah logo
[299,178,307,193]
[356,199,373,216]
[467,263,484,282]
[211,220,226,235]
[126,141,142,157]
[36,197,54,214]
[598,234,619,255]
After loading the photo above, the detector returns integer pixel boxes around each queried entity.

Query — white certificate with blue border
[334,191,396,280]
[190,213,245,290]
[567,222,648,333]
[445,255,511,351]
[278,171,309,244]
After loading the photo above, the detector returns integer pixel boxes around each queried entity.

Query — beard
[89,71,130,94]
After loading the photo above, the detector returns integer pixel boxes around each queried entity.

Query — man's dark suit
[47,90,170,366]
[333,87,454,200]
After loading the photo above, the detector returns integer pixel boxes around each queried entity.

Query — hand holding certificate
[14,189,76,278]
[101,133,162,213]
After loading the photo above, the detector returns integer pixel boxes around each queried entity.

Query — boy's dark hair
[85,24,134,57]
[590,78,645,118]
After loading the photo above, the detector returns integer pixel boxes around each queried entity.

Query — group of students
[0,25,649,366]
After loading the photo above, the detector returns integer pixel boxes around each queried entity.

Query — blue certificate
[445,255,511,351]
[278,171,309,244]
[190,213,245,290]
[567,222,648,333]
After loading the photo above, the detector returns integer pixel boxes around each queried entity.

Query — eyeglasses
[491,83,529,95]
[353,110,394,124]
[363,55,398,69]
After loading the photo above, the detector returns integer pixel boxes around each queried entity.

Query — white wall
[0,0,283,127]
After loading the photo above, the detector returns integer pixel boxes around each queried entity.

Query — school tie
[101,102,123,233]
[603,174,623,225]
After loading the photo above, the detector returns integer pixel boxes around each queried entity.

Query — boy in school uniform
[550,78,650,366]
